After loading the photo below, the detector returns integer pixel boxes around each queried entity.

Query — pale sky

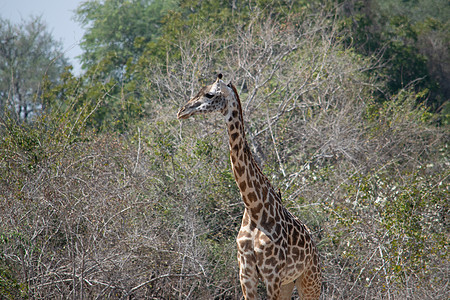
[0,0,85,75]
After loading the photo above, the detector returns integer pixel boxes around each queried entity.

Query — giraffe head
[177,74,234,119]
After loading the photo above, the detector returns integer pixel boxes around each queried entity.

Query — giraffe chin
[178,108,209,119]
[177,109,192,119]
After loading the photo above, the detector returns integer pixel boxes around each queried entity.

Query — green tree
[339,0,449,112]
[75,0,178,79]
[0,16,68,122]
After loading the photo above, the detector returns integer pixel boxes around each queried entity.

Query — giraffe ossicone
[177,75,321,299]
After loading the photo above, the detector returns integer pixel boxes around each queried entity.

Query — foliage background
[1,0,448,299]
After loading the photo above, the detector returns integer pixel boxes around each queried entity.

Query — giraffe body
[178,75,321,299]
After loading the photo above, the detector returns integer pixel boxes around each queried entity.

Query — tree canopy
[76,0,178,78]
[0,16,68,122]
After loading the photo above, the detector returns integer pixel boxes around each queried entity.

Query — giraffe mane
[228,83,244,122]
[227,82,280,201]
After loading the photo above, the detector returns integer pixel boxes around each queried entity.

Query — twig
[133,127,141,174]
[266,106,286,177]
[124,272,203,299]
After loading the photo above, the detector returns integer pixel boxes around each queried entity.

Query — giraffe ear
[227,81,232,87]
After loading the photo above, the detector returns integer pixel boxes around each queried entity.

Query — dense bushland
[1,0,448,299]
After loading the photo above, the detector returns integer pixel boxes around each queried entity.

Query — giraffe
[177,74,321,299]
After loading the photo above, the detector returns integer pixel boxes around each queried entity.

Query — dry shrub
[0,128,226,299]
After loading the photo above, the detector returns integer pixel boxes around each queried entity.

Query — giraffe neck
[224,85,279,214]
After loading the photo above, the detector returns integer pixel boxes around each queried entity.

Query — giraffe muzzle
[177,107,190,119]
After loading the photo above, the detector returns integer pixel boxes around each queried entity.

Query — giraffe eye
[205,93,214,99]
